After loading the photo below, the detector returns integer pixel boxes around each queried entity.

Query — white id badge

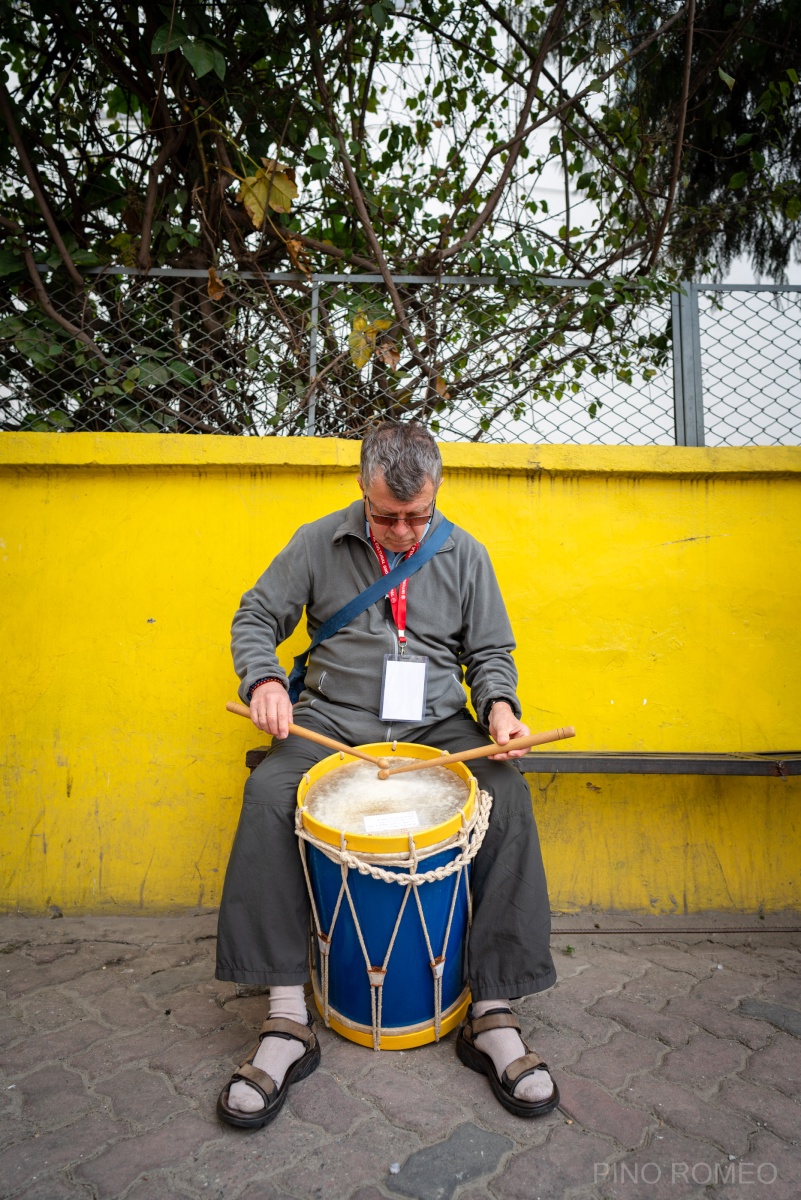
[379,654,428,722]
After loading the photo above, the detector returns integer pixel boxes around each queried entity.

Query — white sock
[227,985,308,1113]
[472,999,554,1103]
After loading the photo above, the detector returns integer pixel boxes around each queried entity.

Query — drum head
[303,757,470,837]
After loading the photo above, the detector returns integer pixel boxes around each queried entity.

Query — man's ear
[357,476,365,494]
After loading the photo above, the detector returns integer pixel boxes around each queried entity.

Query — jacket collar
[333,498,454,552]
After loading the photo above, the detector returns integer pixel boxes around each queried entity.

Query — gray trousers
[216,709,556,1001]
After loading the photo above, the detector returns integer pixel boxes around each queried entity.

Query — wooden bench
[245,747,801,777]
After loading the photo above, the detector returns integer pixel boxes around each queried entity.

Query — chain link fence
[1,269,799,444]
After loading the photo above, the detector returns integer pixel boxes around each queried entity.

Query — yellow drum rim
[311,984,471,1050]
[297,741,476,854]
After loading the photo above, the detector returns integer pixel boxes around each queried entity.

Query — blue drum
[295,742,484,1050]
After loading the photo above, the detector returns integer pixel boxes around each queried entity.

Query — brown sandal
[217,1011,320,1130]
[456,1005,559,1118]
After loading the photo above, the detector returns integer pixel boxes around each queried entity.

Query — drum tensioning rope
[295,788,493,1050]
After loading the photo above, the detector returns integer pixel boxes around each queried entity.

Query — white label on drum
[363,810,420,834]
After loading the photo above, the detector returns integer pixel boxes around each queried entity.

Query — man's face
[359,472,438,554]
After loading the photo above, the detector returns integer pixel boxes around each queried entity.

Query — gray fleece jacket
[231,500,521,745]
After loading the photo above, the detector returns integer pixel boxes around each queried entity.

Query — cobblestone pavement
[1,912,800,1200]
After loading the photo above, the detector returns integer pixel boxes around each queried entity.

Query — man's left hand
[488,701,530,760]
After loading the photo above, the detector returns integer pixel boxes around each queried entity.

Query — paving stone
[0,1111,119,1191]
[624,1074,753,1155]
[635,943,714,978]
[664,995,772,1049]
[527,995,619,1044]
[385,1121,513,1200]
[683,942,778,977]
[590,1125,733,1200]
[527,1027,587,1070]
[233,1183,300,1200]
[150,1026,252,1083]
[556,1074,653,1148]
[15,1064,93,1130]
[73,1025,185,1080]
[135,961,211,999]
[689,969,763,1007]
[3,1021,110,1076]
[23,944,82,965]
[489,1120,616,1200]
[714,1129,801,1200]
[18,990,89,1032]
[163,989,237,1036]
[219,994,270,1030]
[0,1014,34,1047]
[94,1067,194,1128]
[741,1031,801,1097]
[755,975,801,1009]
[0,1111,25,1153]
[571,1030,665,1091]
[175,1112,318,1197]
[655,1031,749,1096]
[738,998,801,1037]
[550,966,630,1006]
[560,943,648,978]
[82,986,161,1029]
[122,1176,197,1200]
[11,1172,94,1200]
[358,1060,465,1138]
[73,1113,216,1198]
[58,965,133,998]
[274,1114,419,1196]
[716,1076,801,1143]
[591,995,695,1047]
[2,952,99,1000]
[313,1023,380,1078]
[287,1068,371,1133]
[619,965,698,1007]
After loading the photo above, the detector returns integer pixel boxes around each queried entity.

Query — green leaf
[728,170,748,190]
[306,144,327,161]
[212,48,226,80]
[371,3,387,28]
[0,248,24,277]
[181,39,217,79]
[718,67,735,91]
[735,132,753,147]
[787,69,799,85]
[150,23,189,54]
[785,196,801,222]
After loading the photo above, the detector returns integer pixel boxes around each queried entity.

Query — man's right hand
[250,680,293,738]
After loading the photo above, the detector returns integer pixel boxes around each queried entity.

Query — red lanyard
[369,531,420,648]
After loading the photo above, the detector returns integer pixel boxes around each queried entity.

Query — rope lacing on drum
[295,788,492,1050]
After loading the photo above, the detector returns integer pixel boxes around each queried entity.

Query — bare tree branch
[0,79,85,289]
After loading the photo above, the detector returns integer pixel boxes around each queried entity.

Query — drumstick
[225,702,389,769]
[377,725,576,778]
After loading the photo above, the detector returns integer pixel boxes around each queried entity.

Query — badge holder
[379,653,429,722]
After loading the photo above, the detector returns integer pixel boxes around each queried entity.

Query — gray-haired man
[216,423,558,1128]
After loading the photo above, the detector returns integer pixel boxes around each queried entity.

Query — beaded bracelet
[247,676,286,701]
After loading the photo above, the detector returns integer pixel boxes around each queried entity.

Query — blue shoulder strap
[287,517,455,703]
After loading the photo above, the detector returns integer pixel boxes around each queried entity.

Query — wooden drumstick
[225,702,390,769]
[377,725,576,778]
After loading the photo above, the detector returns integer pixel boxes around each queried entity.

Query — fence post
[307,281,319,436]
[671,281,705,446]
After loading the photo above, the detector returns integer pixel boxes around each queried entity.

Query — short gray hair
[360,423,442,501]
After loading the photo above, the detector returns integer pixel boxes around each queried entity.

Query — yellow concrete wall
[1,434,799,915]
